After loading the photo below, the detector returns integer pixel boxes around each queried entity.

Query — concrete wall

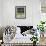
[1,0,41,27]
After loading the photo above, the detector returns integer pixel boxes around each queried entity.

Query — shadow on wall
[0,27,5,40]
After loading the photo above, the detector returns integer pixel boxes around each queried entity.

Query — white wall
[1,0,41,27]
[32,0,41,28]
[0,0,2,26]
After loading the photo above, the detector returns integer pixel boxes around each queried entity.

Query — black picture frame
[15,6,26,19]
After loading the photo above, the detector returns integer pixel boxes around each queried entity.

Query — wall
[0,0,1,26]
[32,0,41,28]
[2,0,41,27]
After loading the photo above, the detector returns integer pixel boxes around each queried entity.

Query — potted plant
[37,21,46,37]
[31,35,38,46]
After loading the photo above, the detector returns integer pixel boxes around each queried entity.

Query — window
[41,0,46,21]
[15,6,26,19]
[41,0,46,13]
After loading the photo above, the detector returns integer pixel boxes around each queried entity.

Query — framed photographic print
[15,6,26,19]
